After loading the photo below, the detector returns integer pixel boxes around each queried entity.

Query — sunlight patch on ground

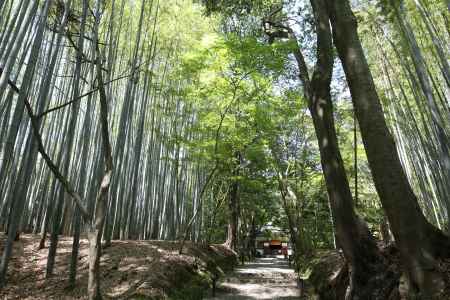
[208,257,301,300]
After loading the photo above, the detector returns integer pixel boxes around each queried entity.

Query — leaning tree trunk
[265,0,394,297]
[326,0,450,297]
[86,0,114,297]
[305,2,392,295]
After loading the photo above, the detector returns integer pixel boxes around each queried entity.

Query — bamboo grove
[361,0,450,230]
[0,0,449,299]
[0,0,214,297]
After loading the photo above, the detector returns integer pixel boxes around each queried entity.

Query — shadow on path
[206,256,302,300]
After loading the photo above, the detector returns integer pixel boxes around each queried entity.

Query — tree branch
[262,20,311,95]
[22,97,90,220]
[0,67,20,93]
[36,68,142,119]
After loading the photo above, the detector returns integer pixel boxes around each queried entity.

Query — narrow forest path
[207,256,302,299]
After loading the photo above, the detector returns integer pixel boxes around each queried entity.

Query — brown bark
[265,1,395,297]
[380,216,393,244]
[306,4,393,295]
[225,155,240,251]
[326,0,450,297]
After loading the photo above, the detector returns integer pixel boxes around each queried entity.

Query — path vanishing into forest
[207,256,303,300]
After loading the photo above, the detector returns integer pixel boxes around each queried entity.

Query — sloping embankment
[0,234,237,299]
[304,245,450,299]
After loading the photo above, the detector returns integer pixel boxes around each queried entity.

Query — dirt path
[207,256,302,300]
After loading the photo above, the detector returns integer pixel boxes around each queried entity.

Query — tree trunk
[67,0,89,286]
[326,0,450,297]
[278,179,298,250]
[265,0,395,297]
[225,152,240,251]
[87,227,102,300]
[380,216,393,244]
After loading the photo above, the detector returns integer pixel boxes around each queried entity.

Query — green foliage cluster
[138,0,402,253]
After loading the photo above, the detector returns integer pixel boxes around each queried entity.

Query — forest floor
[206,256,306,300]
[0,234,237,299]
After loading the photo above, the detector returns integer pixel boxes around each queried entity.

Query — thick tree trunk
[307,47,392,300]
[380,216,393,244]
[264,0,395,297]
[326,0,450,297]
